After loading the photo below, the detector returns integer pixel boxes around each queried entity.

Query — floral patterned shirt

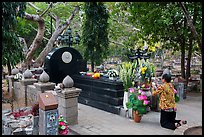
[152,82,176,110]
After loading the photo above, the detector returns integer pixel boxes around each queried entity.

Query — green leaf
[60,126,66,130]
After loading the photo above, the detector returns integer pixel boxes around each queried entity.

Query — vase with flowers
[119,62,137,111]
[126,87,150,123]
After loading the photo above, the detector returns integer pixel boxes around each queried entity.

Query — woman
[152,74,187,130]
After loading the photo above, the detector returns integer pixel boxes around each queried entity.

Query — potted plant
[126,87,150,123]
[119,62,137,110]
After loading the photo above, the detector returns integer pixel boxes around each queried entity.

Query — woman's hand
[152,82,157,90]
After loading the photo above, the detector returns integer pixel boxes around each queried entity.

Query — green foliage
[128,2,202,52]
[175,94,180,103]
[119,62,137,92]
[2,2,27,67]
[82,2,109,68]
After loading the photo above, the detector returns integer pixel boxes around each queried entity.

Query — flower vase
[133,110,142,123]
[123,91,129,111]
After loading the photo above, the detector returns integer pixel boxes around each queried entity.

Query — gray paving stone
[69,95,202,135]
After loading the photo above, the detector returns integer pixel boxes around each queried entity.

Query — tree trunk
[25,19,45,68]
[35,6,79,65]
[186,38,193,84]
[180,42,185,79]
[185,2,198,85]
[7,62,11,76]
[179,2,202,56]
[91,60,94,72]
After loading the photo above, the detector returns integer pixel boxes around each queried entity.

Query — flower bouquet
[58,115,69,135]
[139,60,156,85]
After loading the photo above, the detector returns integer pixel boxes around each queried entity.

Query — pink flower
[138,90,142,94]
[143,100,149,105]
[138,95,143,100]
[141,91,146,95]
[129,88,134,93]
[142,95,147,100]
[141,84,145,88]
[59,122,66,126]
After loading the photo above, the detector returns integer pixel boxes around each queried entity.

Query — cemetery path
[69,93,202,135]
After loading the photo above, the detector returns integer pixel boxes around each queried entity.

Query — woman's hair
[162,73,171,83]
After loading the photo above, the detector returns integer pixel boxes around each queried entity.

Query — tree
[17,2,83,60]
[2,2,26,74]
[82,2,109,72]
[127,2,202,82]
[179,2,202,55]
[14,2,81,67]
[178,2,202,83]
[105,2,159,62]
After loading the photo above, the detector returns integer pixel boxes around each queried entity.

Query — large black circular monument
[44,46,87,84]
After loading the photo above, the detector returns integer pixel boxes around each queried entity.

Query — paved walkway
[69,94,202,135]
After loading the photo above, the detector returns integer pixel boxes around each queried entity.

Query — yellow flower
[141,67,147,74]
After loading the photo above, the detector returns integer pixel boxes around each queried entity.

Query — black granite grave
[72,75,124,114]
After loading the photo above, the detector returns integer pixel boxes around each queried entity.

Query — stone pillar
[27,70,55,105]
[39,92,58,135]
[20,79,37,106]
[57,75,81,125]
[6,75,15,97]
[57,87,81,125]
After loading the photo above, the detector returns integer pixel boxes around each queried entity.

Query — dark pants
[160,109,181,130]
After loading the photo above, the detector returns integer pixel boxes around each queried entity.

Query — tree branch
[24,12,43,22]
[178,2,202,54]
[35,6,80,65]
[63,6,80,27]
[29,24,49,41]
[28,2,42,12]
[40,2,53,17]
